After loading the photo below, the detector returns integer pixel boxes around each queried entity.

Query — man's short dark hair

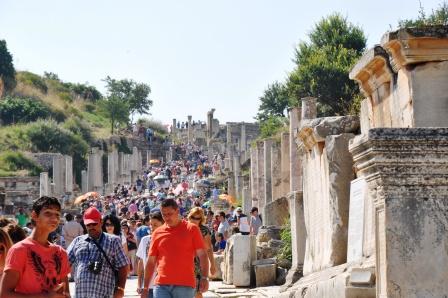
[143,215,150,224]
[219,211,226,218]
[160,198,178,209]
[33,196,61,215]
[150,212,164,223]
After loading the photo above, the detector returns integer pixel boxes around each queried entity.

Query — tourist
[187,207,216,298]
[141,199,209,298]
[235,207,250,235]
[102,213,128,254]
[61,213,84,249]
[136,215,150,247]
[0,230,13,276]
[14,208,28,228]
[136,212,164,298]
[67,206,129,298]
[122,221,138,275]
[214,233,226,253]
[0,196,71,297]
[217,211,230,240]
[249,207,262,236]
[75,213,87,234]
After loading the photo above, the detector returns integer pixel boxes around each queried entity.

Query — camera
[88,260,103,274]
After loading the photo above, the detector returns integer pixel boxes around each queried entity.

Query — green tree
[286,13,366,116]
[256,81,289,122]
[99,95,130,134]
[103,76,152,123]
[0,40,16,95]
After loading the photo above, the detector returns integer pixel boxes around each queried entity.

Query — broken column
[52,154,66,198]
[280,132,290,198]
[39,172,49,197]
[87,147,103,193]
[242,174,251,213]
[256,141,265,212]
[233,154,241,200]
[207,109,215,141]
[65,155,73,195]
[81,170,87,193]
[172,118,176,134]
[270,141,282,201]
[263,139,273,211]
[187,115,193,144]
[283,106,306,287]
[250,147,259,208]
[108,149,119,186]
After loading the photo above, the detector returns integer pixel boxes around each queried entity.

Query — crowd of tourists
[0,143,263,298]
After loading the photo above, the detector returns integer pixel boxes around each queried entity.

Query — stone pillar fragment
[81,170,88,193]
[65,155,73,194]
[242,175,251,213]
[187,115,192,144]
[256,141,265,212]
[108,149,119,186]
[52,154,66,197]
[289,107,302,192]
[87,148,103,193]
[270,142,282,201]
[172,118,176,134]
[263,139,273,208]
[233,155,241,199]
[350,128,448,298]
[250,147,259,208]
[222,235,257,287]
[39,172,49,197]
[280,132,290,197]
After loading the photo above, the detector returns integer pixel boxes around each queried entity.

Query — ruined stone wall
[0,177,40,210]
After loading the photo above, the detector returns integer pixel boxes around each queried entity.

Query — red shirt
[149,220,205,287]
[4,238,70,294]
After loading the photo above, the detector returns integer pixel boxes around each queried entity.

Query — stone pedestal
[350,128,448,298]
[254,264,277,287]
[222,235,257,287]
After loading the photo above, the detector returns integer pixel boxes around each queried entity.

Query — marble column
[52,154,66,197]
[280,132,290,197]
[250,147,259,208]
[65,155,73,194]
[108,149,119,186]
[271,142,282,201]
[187,115,192,144]
[233,154,241,200]
[81,170,88,193]
[172,118,177,134]
[256,141,265,212]
[39,172,49,197]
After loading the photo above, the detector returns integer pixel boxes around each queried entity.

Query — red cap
[83,207,102,225]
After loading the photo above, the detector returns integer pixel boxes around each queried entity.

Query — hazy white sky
[0,0,443,125]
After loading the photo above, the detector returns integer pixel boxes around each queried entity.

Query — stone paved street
[69,277,281,297]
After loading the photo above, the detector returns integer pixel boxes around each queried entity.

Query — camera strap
[88,234,119,281]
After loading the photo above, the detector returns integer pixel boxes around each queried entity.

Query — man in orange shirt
[141,199,209,298]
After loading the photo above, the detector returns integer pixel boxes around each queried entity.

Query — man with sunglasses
[67,207,129,298]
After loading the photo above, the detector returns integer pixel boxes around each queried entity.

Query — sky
[0,0,443,126]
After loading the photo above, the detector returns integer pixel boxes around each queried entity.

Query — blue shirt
[67,232,129,298]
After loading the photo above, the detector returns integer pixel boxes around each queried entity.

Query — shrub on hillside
[63,117,93,144]
[17,71,48,93]
[26,120,88,182]
[0,96,52,125]
[0,151,43,176]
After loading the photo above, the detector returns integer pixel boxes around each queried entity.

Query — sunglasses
[105,223,114,227]
[190,216,202,221]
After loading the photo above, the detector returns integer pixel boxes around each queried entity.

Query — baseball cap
[83,207,102,225]
[236,207,243,212]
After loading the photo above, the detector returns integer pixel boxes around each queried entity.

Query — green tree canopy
[103,76,152,122]
[286,13,366,116]
[99,95,130,134]
[0,40,16,95]
[256,81,290,122]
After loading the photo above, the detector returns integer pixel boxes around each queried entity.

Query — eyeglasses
[190,216,202,221]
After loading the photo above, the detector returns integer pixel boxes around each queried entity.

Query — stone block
[256,226,281,244]
[263,197,289,226]
[254,264,276,287]
[349,268,374,286]
[210,254,224,280]
[252,258,276,266]
[222,235,256,287]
